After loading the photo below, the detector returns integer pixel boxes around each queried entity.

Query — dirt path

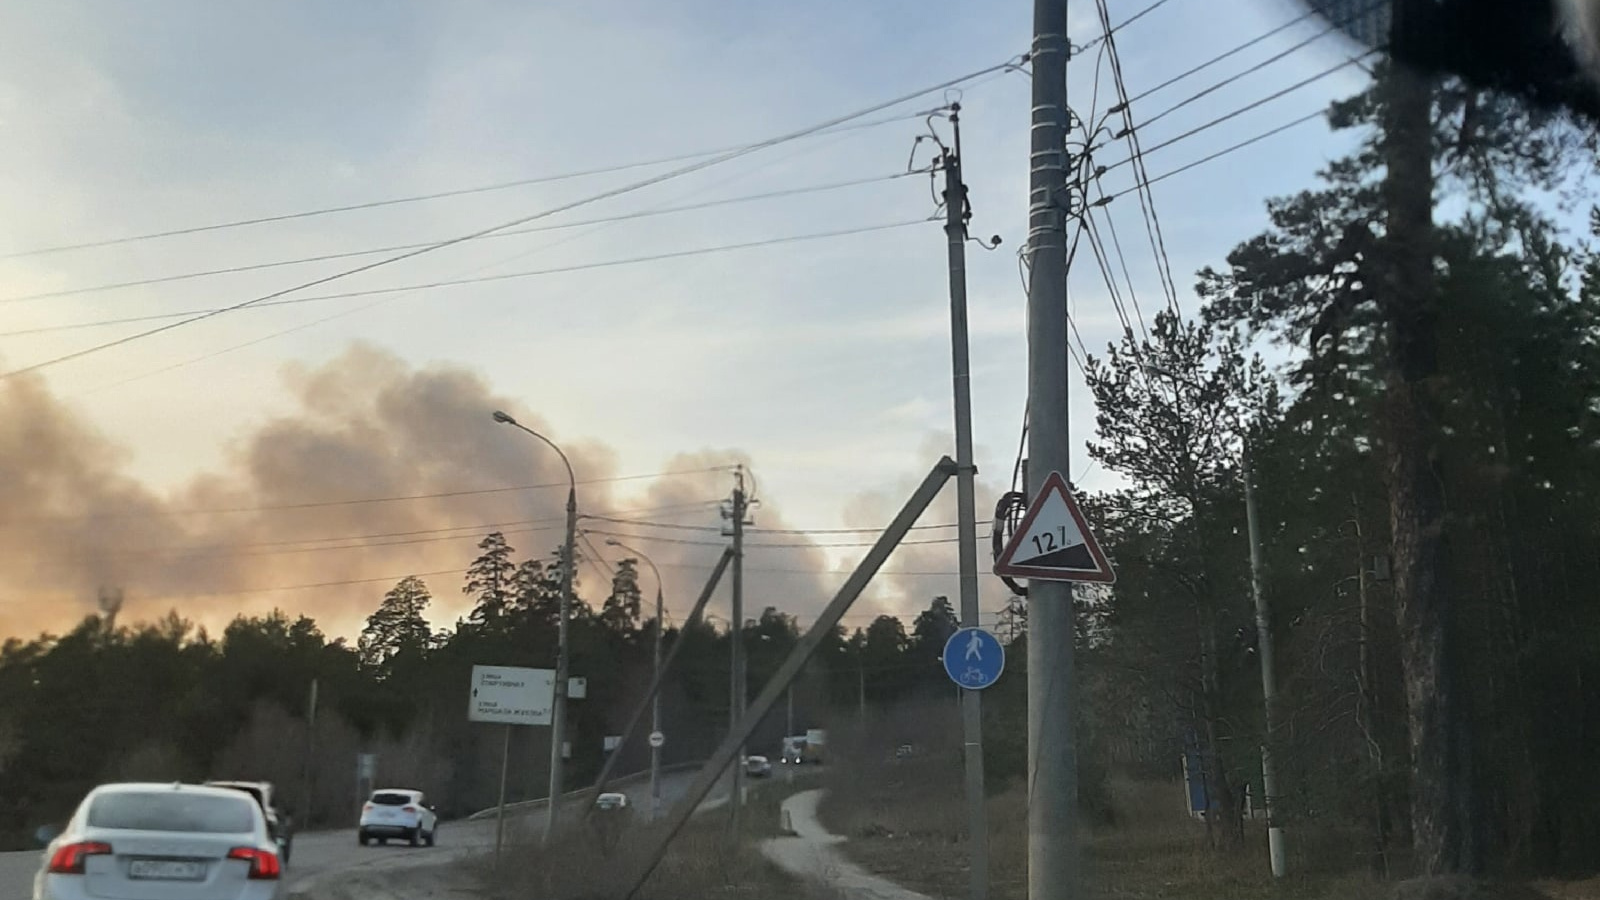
[760,789,932,900]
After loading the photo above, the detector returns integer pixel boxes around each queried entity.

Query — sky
[0,0,1376,640]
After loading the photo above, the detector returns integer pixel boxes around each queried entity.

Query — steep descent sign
[993,471,1115,583]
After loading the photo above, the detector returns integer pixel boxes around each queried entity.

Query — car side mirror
[34,824,62,847]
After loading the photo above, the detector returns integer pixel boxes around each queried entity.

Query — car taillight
[402,806,417,813]
[362,802,374,812]
[227,847,281,880]
[47,841,112,875]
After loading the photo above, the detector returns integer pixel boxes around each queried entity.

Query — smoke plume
[0,344,842,639]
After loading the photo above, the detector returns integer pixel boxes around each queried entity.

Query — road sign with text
[993,471,1115,583]
[469,665,554,725]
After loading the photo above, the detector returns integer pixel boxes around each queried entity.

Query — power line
[1099,51,1375,174]
[1096,0,1182,319]
[155,558,975,599]
[1123,6,1323,105]
[0,172,913,307]
[585,515,966,536]
[583,527,972,550]
[5,221,932,339]
[0,57,1019,382]
[71,127,915,394]
[0,114,926,261]
[1079,0,1180,51]
[1106,108,1329,199]
[0,470,729,523]
[1128,16,1347,130]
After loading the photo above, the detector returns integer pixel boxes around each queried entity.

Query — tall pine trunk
[1379,60,1474,876]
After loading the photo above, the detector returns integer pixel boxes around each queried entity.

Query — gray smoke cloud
[0,343,842,639]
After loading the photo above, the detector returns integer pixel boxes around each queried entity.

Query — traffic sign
[648,731,665,749]
[469,665,555,725]
[993,471,1114,583]
[943,627,1005,690]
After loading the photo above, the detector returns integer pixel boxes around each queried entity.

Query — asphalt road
[0,770,717,900]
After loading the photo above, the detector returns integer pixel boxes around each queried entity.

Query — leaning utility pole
[1025,1,1080,897]
[725,468,749,833]
[940,106,990,900]
[1243,444,1286,876]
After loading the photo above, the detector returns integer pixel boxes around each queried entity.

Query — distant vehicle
[780,735,806,765]
[744,755,772,778]
[34,781,281,900]
[803,728,826,764]
[594,792,629,811]
[358,788,437,848]
[895,743,915,760]
[205,780,293,865]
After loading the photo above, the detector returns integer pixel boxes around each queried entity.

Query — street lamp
[604,537,665,821]
[490,410,576,844]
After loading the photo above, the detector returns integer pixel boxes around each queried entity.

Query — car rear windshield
[370,793,414,806]
[88,792,255,833]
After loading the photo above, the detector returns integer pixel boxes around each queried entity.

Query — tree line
[0,529,971,849]
[1058,63,1600,879]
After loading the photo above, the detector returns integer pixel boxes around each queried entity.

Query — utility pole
[725,467,748,833]
[547,475,576,841]
[940,106,989,900]
[1025,1,1080,897]
[300,678,318,829]
[1243,444,1286,876]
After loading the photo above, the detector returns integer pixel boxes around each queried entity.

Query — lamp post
[604,537,666,821]
[491,410,576,843]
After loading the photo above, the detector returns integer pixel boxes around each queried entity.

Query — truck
[802,728,826,764]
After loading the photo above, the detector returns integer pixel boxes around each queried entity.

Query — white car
[34,782,281,900]
[594,792,629,812]
[357,789,437,847]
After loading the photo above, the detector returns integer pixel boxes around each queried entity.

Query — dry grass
[817,754,1592,900]
[476,778,830,900]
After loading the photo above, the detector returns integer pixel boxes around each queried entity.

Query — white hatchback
[357,789,437,847]
[34,782,281,900]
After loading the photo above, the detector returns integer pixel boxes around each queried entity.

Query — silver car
[34,782,281,900]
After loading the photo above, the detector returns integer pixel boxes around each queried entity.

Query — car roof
[90,782,252,800]
[597,792,626,799]
[205,780,268,789]
[372,788,422,796]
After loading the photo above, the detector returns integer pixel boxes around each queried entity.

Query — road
[0,770,717,900]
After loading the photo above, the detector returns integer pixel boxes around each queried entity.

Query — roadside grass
[476,772,828,900]
[817,752,1588,900]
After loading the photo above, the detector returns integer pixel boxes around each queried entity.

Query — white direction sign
[469,665,554,725]
[993,471,1115,583]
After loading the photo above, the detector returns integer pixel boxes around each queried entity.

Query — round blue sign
[943,627,1005,690]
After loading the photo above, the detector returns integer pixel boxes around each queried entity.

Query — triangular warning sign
[994,471,1115,584]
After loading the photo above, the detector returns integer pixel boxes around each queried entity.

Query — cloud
[0,343,839,639]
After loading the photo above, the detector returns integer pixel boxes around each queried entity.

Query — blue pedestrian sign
[943,627,1005,690]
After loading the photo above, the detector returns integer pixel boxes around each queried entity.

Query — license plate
[128,859,205,881]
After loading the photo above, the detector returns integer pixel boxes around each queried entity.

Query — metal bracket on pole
[578,548,735,823]
[620,457,959,900]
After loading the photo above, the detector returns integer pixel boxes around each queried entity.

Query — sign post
[470,665,554,870]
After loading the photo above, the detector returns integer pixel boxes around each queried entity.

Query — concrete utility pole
[726,467,748,832]
[490,410,576,844]
[1025,1,1080,897]
[1243,444,1286,876]
[940,107,990,900]
[605,538,666,821]
[300,678,318,828]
